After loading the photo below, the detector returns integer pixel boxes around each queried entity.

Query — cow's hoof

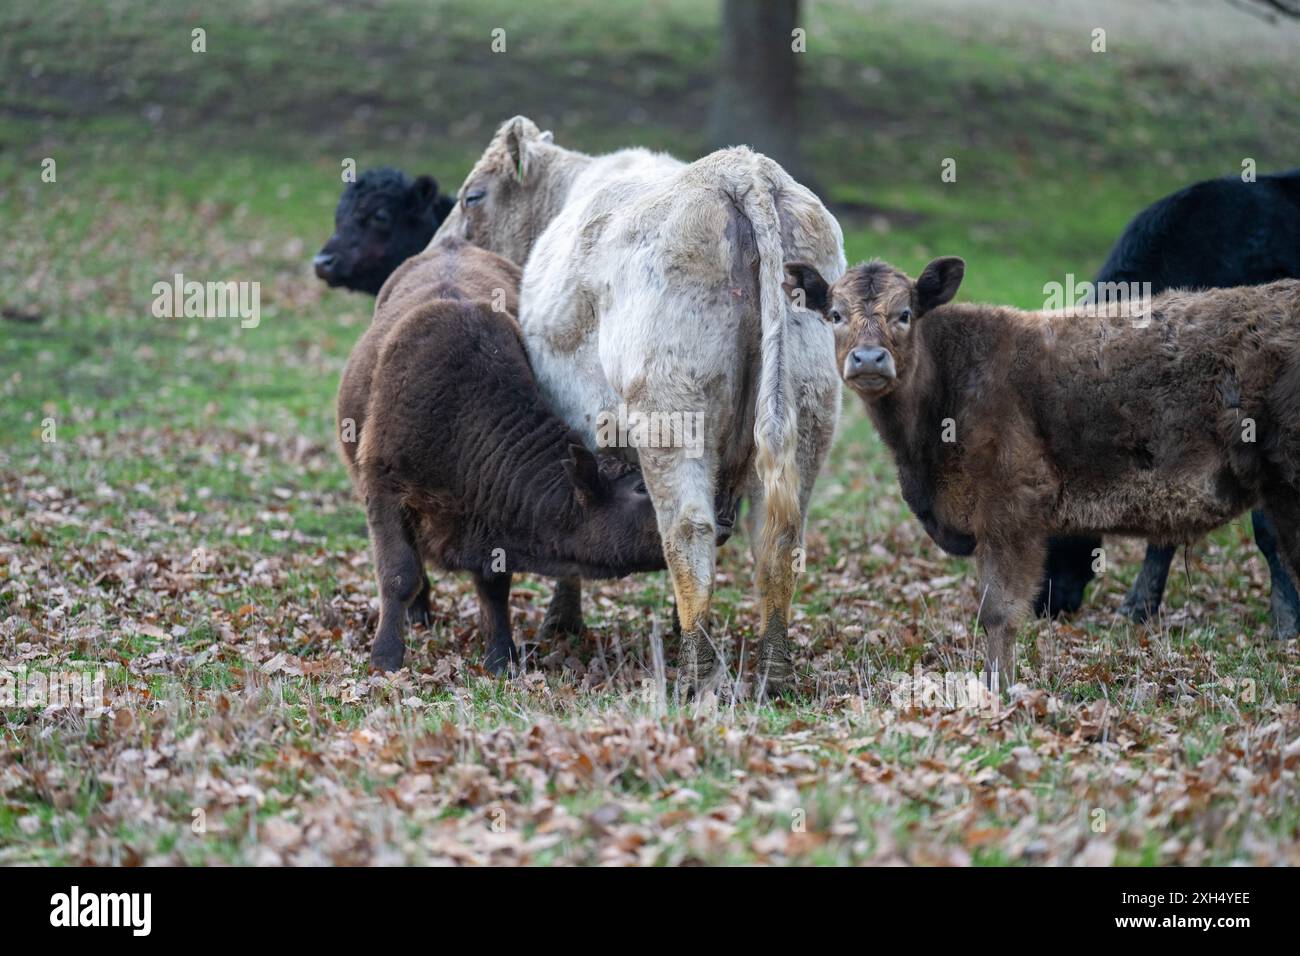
[1035,583,1085,619]
[756,663,796,701]
[1270,590,1299,640]
[538,605,583,641]
[679,664,729,702]
[484,641,519,676]
[980,663,1014,697]
[1119,596,1156,625]
[676,628,723,699]
[755,630,795,700]
[407,598,432,628]
[370,640,406,673]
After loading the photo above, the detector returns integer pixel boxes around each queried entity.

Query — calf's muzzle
[844,346,896,390]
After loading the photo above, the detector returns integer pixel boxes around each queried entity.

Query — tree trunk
[710,0,808,182]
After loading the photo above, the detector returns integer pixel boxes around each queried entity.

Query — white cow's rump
[439,117,846,694]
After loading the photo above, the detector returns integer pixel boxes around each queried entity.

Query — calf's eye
[464,188,487,207]
[897,308,911,326]
[830,309,844,325]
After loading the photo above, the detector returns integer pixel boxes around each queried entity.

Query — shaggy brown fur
[336,236,523,632]
[336,235,521,477]
[784,256,1300,686]
[339,237,666,672]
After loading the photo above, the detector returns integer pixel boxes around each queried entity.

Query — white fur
[446,118,847,681]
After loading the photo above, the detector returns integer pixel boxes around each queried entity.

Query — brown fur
[785,257,1300,685]
[338,236,665,672]
[336,235,521,477]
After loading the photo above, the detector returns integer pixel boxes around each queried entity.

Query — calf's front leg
[474,571,518,675]
[975,534,1046,692]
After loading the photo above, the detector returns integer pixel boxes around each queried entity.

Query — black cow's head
[314,168,455,295]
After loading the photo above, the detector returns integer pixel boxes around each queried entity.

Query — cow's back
[338,237,521,473]
[519,146,844,476]
[1097,171,1300,292]
[518,148,687,444]
[1007,282,1300,515]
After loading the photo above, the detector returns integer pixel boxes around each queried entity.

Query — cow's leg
[474,571,518,675]
[1119,543,1177,624]
[1034,534,1099,617]
[976,534,1045,692]
[1251,509,1300,639]
[753,497,800,697]
[638,446,720,694]
[539,576,584,640]
[407,566,433,627]
[366,493,424,671]
[1256,492,1300,636]
[749,381,835,698]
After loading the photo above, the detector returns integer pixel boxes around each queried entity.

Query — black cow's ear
[915,257,965,314]
[411,175,439,209]
[783,262,830,313]
[562,443,603,505]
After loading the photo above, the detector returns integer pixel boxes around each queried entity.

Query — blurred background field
[1,0,1298,865]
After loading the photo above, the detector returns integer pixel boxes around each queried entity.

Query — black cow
[1037,168,1300,637]
[314,168,455,295]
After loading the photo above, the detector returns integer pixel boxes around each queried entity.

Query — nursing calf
[339,237,666,671]
[784,256,1300,685]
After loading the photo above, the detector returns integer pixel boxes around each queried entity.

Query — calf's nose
[313,252,336,278]
[846,346,895,380]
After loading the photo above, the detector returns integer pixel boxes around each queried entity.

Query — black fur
[314,167,456,295]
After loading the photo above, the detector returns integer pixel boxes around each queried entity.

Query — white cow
[438,117,845,695]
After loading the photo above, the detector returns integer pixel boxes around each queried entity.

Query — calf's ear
[562,443,604,505]
[915,257,965,314]
[783,262,830,313]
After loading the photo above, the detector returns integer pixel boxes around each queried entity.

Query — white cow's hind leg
[637,443,722,695]
[751,487,801,696]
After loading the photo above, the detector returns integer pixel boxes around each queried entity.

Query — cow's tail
[742,165,802,573]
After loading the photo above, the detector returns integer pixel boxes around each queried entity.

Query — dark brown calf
[785,256,1300,687]
[339,237,665,671]
[337,236,522,628]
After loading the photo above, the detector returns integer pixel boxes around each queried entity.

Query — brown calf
[784,256,1300,687]
[336,236,522,628]
[339,237,666,672]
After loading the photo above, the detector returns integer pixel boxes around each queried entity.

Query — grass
[1,0,1298,865]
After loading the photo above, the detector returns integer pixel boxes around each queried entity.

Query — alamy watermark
[50,886,151,936]
[1043,273,1153,326]
[889,663,1000,716]
[152,273,260,328]
[1,668,107,710]
[595,403,705,459]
